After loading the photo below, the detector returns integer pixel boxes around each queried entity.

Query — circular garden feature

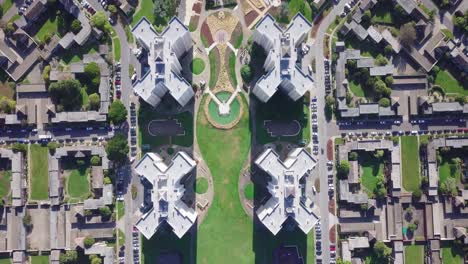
[191,58,205,75]
[195,177,209,194]
[205,91,242,129]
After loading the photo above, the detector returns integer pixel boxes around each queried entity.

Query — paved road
[312,0,353,263]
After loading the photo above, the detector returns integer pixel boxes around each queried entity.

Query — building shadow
[249,91,310,264]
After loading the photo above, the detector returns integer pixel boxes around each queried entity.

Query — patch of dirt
[192,2,202,14]
[0,82,14,99]
[201,21,214,46]
[189,15,200,31]
[245,10,259,27]
[329,224,336,244]
[327,139,333,161]
[229,22,242,46]
[329,199,336,215]
[240,0,253,15]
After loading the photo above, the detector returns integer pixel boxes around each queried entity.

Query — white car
[131,73,137,82]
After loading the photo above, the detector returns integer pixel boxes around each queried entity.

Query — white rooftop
[252,14,313,102]
[135,152,197,239]
[255,148,319,235]
[132,17,194,107]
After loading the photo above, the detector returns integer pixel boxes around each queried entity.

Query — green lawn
[345,35,381,58]
[0,258,10,264]
[244,183,254,200]
[1,0,14,13]
[208,92,240,125]
[60,42,99,64]
[30,256,49,264]
[35,15,60,43]
[401,136,420,193]
[113,37,121,61]
[404,245,424,264]
[418,3,432,17]
[67,168,91,202]
[195,94,254,263]
[208,49,219,88]
[117,201,124,220]
[434,69,467,95]
[80,88,89,109]
[439,152,463,184]
[132,0,154,26]
[233,31,243,49]
[349,80,366,97]
[191,58,205,75]
[360,152,384,192]
[0,170,11,199]
[30,144,49,201]
[287,0,313,22]
[442,242,463,264]
[118,229,125,246]
[138,103,193,151]
[228,52,238,87]
[195,177,208,194]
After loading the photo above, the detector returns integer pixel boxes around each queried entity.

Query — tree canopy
[399,22,417,46]
[59,250,78,264]
[337,161,350,179]
[109,100,127,124]
[89,93,100,110]
[105,134,129,163]
[49,79,82,111]
[373,241,392,261]
[240,65,252,82]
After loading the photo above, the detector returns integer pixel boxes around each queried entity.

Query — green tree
[373,241,392,261]
[91,256,102,264]
[420,137,429,148]
[90,11,108,30]
[90,155,101,166]
[89,93,100,110]
[374,79,391,98]
[408,222,417,232]
[47,142,59,154]
[42,65,51,83]
[105,134,129,163]
[378,97,391,107]
[439,177,457,196]
[59,250,78,264]
[49,79,82,111]
[454,95,467,104]
[384,76,394,86]
[108,100,127,124]
[384,44,393,56]
[349,151,358,161]
[12,143,27,153]
[337,161,350,179]
[362,10,371,24]
[70,19,82,34]
[374,150,385,159]
[240,65,252,82]
[413,188,422,200]
[400,22,417,46]
[83,62,101,93]
[107,4,117,14]
[0,5,3,19]
[83,236,95,248]
[375,54,388,66]
[99,206,112,218]
[4,22,14,35]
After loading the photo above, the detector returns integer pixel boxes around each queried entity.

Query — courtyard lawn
[195,94,254,263]
[345,35,381,58]
[35,15,60,43]
[442,242,463,264]
[401,136,420,193]
[132,0,154,26]
[60,42,99,64]
[117,200,124,220]
[208,49,220,88]
[138,103,193,151]
[195,177,208,194]
[439,152,463,184]
[434,69,467,96]
[191,58,205,75]
[30,256,49,264]
[0,170,11,199]
[404,245,424,264]
[30,144,49,201]
[349,80,366,97]
[360,152,384,193]
[67,167,91,202]
[118,229,125,246]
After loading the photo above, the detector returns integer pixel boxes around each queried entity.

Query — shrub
[12,143,27,153]
[90,156,101,166]
[240,65,252,82]
[337,161,350,179]
[99,206,112,218]
[83,236,95,248]
[89,93,100,110]
[412,189,422,200]
[70,19,82,33]
[109,100,127,125]
[47,142,59,154]
[349,151,358,161]
[378,98,391,107]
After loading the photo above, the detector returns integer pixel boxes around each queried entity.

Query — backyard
[60,42,99,64]
[35,13,61,43]
[401,136,420,193]
[0,258,10,264]
[434,69,467,96]
[442,242,464,264]
[30,255,49,264]
[438,149,464,184]
[132,0,154,26]
[195,94,253,263]
[65,163,91,203]
[359,152,384,193]
[404,245,424,264]
[30,144,49,201]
